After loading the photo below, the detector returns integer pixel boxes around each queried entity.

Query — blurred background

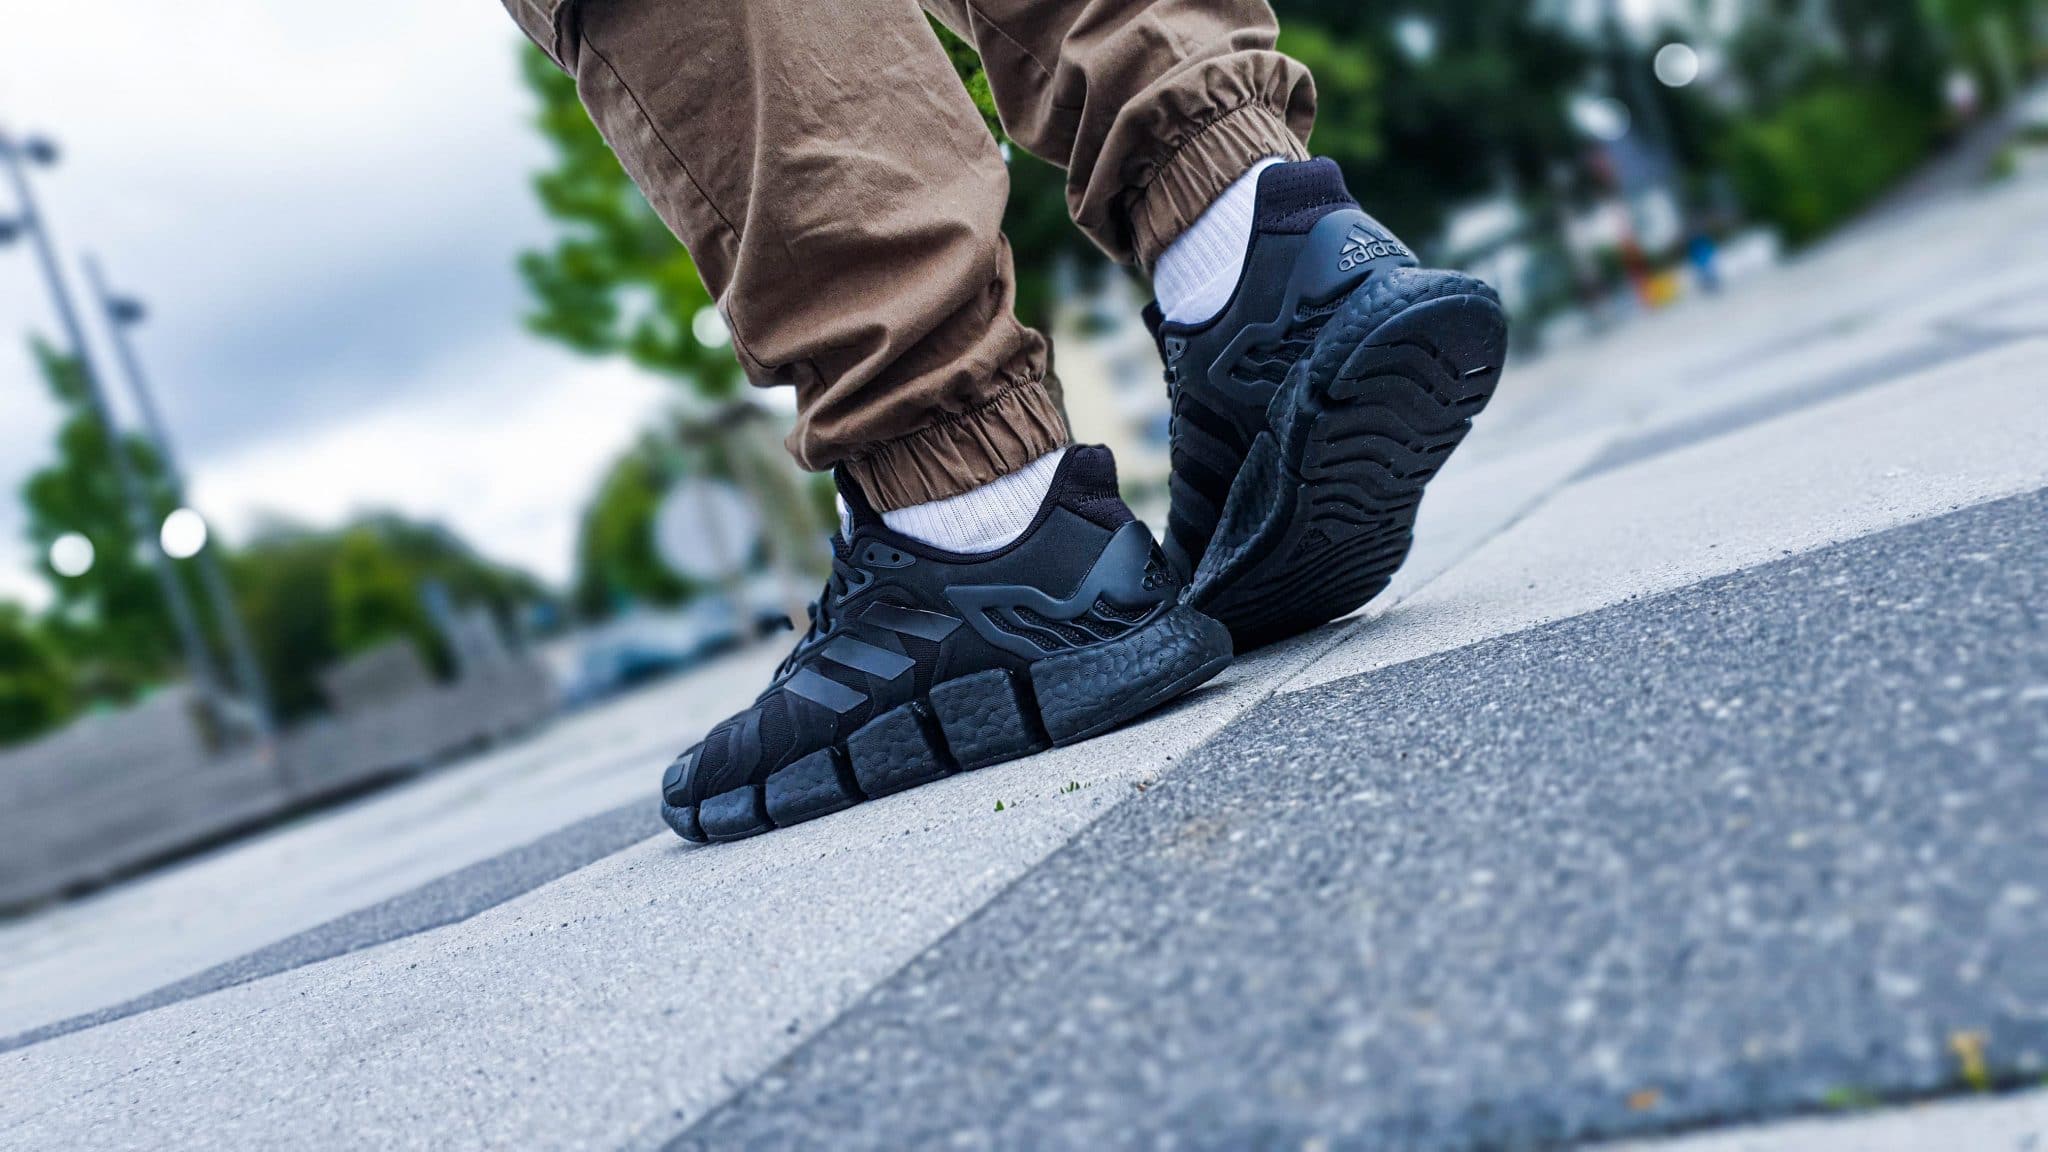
[2,0,2045,913]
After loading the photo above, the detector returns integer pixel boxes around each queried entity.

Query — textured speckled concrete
[0,641,788,1038]
[1286,337,2048,696]
[674,492,2048,1151]
[0,631,1352,1151]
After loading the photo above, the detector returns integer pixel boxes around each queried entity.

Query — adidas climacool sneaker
[659,446,1233,844]
[1148,157,1510,649]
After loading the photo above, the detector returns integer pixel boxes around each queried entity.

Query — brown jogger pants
[504,0,1315,509]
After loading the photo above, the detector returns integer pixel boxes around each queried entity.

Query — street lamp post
[0,125,227,719]
[83,254,277,741]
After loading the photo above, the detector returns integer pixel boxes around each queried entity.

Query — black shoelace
[775,541,863,678]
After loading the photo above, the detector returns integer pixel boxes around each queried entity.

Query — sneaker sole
[1191,268,1508,649]
[660,604,1232,844]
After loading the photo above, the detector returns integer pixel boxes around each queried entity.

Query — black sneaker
[1147,158,1509,649]
[659,446,1233,844]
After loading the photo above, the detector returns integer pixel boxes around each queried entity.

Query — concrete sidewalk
[0,641,786,1041]
[4,164,2046,1150]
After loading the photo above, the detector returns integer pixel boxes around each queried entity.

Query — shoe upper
[1146,157,1418,581]
[661,446,1181,808]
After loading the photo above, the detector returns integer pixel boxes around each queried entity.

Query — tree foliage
[1714,0,2031,245]
[227,526,345,722]
[233,513,549,720]
[18,339,187,702]
[0,603,74,746]
[1920,0,2043,98]
[1276,1,1586,246]
[1725,81,1935,243]
[572,435,695,620]
[330,525,435,663]
[517,45,741,398]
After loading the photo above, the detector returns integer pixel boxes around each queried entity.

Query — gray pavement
[0,799,659,1054]
[0,639,788,1039]
[3,151,2046,1151]
[675,491,2048,1150]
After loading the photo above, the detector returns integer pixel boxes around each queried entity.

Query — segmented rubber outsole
[661,605,1233,844]
[1192,268,1508,649]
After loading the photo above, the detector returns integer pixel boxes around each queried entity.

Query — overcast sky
[0,1,673,609]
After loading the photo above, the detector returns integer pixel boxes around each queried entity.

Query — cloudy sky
[0,2,675,608]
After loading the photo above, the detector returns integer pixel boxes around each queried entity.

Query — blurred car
[547,577,794,709]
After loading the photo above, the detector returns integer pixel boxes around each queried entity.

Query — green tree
[18,338,187,701]
[573,435,694,620]
[572,408,837,621]
[517,46,740,397]
[331,525,434,662]
[1831,0,1948,104]
[1275,21,1382,180]
[232,513,550,720]
[230,525,345,721]
[1276,1,1586,247]
[1924,0,2044,102]
[0,603,74,746]
[1725,81,1935,243]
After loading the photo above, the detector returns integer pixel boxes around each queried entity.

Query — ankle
[877,447,1068,553]
[1151,156,1287,325]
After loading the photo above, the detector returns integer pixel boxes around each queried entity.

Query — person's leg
[918,0,1312,271]
[503,0,1233,844]
[503,0,1063,514]
[925,0,1512,649]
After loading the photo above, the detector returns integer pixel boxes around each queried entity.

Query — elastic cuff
[1132,104,1309,272]
[844,378,1071,511]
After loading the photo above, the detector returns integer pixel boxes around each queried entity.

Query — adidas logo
[1337,224,1409,271]
[783,603,961,715]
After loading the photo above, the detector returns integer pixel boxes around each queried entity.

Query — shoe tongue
[1253,157,1362,232]
[1048,444,1136,532]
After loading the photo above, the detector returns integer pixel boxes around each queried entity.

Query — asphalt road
[677,490,2048,1150]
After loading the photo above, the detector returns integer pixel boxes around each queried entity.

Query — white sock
[1152,156,1286,325]
[880,447,1066,553]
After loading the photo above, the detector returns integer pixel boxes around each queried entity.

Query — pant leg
[503,0,1067,510]
[921,0,1314,272]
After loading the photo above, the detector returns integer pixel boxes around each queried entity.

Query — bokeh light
[1571,94,1632,142]
[1655,42,1701,88]
[691,306,731,349]
[160,508,209,559]
[50,533,95,578]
